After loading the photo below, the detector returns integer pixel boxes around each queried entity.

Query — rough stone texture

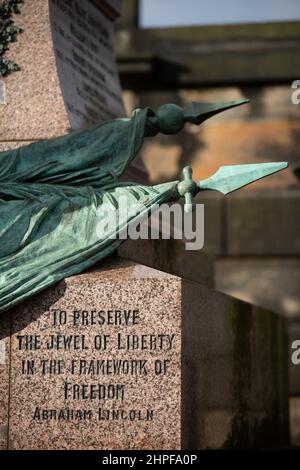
[181,281,289,449]
[8,259,181,450]
[289,324,300,397]
[97,0,123,17]
[0,311,11,450]
[0,0,146,181]
[0,141,34,154]
[290,398,300,447]
[118,192,223,286]
[121,243,299,448]
[0,257,289,449]
[121,243,300,322]
[132,86,300,190]
[195,193,222,255]
[0,0,69,140]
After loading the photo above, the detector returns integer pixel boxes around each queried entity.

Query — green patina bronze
[0,100,288,313]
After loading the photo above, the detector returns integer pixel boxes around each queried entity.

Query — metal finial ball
[156,104,185,135]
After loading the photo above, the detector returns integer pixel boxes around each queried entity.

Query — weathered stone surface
[8,259,181,450]
[290,398,300,446]
[0,312,11,450]
[96,0,123,18]
[119,238,215,288]
[195,193,222,254]
[118,192,222,285]
[0,141,34,153]
[216,258,300,319]
[49,0,125,130]
[0,258,289,449]
[181,282,289,449]
[0,0,69,140]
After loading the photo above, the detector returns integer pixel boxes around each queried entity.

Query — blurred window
[140,0,300,28]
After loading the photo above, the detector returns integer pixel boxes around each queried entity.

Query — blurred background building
[114,0,300,445]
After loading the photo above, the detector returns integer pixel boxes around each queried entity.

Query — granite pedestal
[0,258,289,450]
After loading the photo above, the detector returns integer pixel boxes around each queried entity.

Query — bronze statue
[0,100,287,313]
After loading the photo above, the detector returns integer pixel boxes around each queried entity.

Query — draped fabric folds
[0,109,178,313]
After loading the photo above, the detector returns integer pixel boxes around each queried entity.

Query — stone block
[215,258,300,319]
[0,0,125,140]
[226,189,300,256]
[0,312,11,450]
[8,259,181,450]
[0,258,289,449]
[289,324,300,396]
[0,0,69,140]
[131,87,300,190]
[119,237,215,288]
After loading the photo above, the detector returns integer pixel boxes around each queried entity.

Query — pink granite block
[0,312,11,450]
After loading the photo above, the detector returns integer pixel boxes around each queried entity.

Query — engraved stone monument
[0,0,125,142]
[0,258,289,449]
